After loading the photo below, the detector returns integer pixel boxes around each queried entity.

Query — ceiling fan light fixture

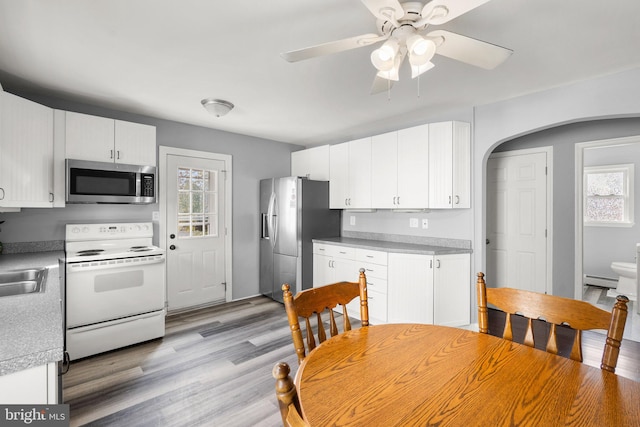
[371,39,399,71]
[201,98,234,117]
[407,36,436,67]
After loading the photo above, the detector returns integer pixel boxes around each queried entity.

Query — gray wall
[493,118,640,296]
[0,88,300,300]
[474,67,640,301]
[583,141,640,278]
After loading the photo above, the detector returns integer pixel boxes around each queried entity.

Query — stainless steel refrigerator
[260,177,340,303]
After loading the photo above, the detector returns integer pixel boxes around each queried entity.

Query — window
[177,167,218,238]
[584,164,634,227]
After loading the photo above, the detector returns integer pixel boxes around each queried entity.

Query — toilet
[607,261,637,301]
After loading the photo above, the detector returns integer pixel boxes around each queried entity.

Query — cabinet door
[428,122,454,208]
[348,137,372,209]
[313,252,333,287]
[114,120,157,166]
[371,131,398,208]
[397,124,429,208]
[65,111,115,162]
[387,253,434,324]
[452,123,471,208]
[329,143,349,208]
[0,92,54,207]
[291,145,330,180]
[0,363,55,404]
[434,253,471,326]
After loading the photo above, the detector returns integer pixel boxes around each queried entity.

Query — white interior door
[166,154,226,310]
[487,150,549,293]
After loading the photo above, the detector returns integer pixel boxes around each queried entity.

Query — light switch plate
[350,215,356,226]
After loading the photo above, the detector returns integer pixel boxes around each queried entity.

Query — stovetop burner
[77,249,104,253]
[77,252,103,257]
[130,247,153,252]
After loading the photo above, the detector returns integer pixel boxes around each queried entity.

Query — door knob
[169,245,176,250]
[170,234,176,239]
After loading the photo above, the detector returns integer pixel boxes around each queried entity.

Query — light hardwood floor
[64,297,297,427]
[64,296,640,426]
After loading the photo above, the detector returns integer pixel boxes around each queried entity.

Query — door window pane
[176,167,219,237]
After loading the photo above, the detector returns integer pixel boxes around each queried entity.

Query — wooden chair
[476,272,629,373]
[273,362,308,427]
[283,268,369,364]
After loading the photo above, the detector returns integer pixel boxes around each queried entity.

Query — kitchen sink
[0,268,47,297]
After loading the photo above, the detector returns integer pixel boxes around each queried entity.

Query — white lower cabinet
[313,244,388,324]
[314,243,470,327]
[313,244,356,287]
[433,253,471,326]
[388,252,470,326]
[0,363,58,404]
[388,253,434,324]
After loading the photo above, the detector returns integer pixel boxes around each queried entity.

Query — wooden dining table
[294,323,640,426]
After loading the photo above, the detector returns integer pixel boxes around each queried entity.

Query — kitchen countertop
[313,237,472,255]
[0,251,64,376]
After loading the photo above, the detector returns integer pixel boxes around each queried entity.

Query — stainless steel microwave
[66,159,156,204]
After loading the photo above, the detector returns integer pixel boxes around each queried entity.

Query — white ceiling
[1,0,639,147]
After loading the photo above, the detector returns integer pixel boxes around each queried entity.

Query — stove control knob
[82,227,89,233]
[72,227,80,233]
[135,225,142,231]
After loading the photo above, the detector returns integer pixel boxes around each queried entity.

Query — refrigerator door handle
[267,192,277,249]
[261,213,269,239]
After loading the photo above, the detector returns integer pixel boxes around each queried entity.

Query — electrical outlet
[409,218,419,228]
[350,216,356,226]
[152,211,160,221]
[422,219,429,229]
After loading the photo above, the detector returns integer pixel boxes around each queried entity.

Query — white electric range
[65,222,166,360]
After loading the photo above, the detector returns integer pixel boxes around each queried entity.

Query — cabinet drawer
[359,262,388,281]
[368,289,387,324]
[314,243,356,259]
[356,249,387,265]
[365,277,388,294]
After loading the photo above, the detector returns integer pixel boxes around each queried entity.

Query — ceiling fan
[281,0,513,93]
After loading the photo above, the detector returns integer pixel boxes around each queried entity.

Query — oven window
[71,168,136,196]
[177,167,218,237]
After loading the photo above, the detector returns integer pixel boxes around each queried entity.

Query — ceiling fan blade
[422,0,491,25]
[370,75,395,94]
[281,33,387,62]
[428,30,512,70]
[361,0,405,22]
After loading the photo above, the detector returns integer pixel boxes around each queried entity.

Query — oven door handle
[66,256,166,273]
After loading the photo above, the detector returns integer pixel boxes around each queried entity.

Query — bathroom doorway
[576,136,640,340]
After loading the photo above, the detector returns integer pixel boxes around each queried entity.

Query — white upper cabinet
[329,138,371,209]
[372,124,430,209]
[428,121,470,208]
[64,111,156,166]
[371,131,398,208]
[397,124,429,208]
[0,92,57,208]
[329,142,349,208]
[291,145,330,180]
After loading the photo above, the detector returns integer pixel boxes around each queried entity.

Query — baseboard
[583,274,617,288]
